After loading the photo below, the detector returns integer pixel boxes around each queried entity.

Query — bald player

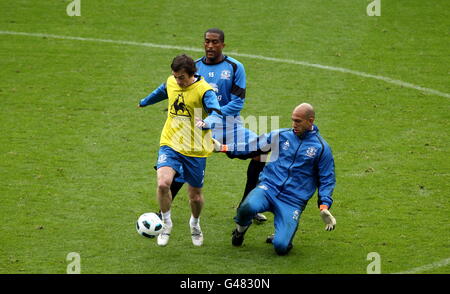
[214,103,337,255]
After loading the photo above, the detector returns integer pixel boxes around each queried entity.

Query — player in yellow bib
[160,74,215,157]
[139,54,222,247]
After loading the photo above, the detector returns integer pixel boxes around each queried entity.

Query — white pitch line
[1,30,449,99]
[394,257,450,274]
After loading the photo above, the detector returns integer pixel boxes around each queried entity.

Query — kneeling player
[216,103,337,255]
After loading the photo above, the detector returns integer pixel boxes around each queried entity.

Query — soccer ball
[136,212,164,238]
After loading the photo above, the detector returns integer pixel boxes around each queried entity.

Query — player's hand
[195,117,207,129]
[212,138,228,152]
[212,138,221,152]
[320,209,336,231]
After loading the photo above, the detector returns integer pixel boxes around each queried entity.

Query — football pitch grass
[0,0,449,274]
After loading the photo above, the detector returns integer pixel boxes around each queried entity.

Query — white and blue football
[136,212,164,238]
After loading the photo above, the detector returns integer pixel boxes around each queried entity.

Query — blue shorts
[156,145,206,188]
[234,186,303,253]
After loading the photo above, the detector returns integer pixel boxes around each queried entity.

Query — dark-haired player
[170,28,268,223]
[138,54,222,247]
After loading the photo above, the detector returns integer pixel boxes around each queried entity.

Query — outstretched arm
[196,90,222,129]
[213,130,276,159]
[316,144,336,231]
[138,83,168,107]
[316,144,335,209]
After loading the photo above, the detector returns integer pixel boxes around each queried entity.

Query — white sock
[190,215,200,227]
[236,224,248,233]
[162,210,172,227]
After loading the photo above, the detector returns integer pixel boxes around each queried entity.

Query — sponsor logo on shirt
[170,93,191,117]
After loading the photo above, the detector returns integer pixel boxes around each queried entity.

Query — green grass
[0,0,449,274]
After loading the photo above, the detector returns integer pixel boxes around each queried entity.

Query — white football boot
[190,224,204,246]
[253,213,267,224]
[157,224,172,246]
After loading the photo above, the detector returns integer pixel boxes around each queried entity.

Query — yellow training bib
[159,75,214,157]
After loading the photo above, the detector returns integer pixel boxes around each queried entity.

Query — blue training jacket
[195,56,246,117]
[230,125,335,209]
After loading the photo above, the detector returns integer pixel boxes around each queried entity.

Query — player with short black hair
[204,28,225,43]
[138,54,222,247]
[168,29,268,223]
